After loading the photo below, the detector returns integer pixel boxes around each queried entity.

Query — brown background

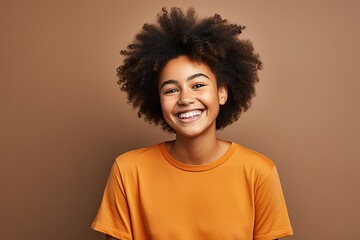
[1,0,359,239]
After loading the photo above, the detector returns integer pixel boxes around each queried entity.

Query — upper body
[93,7,293,240]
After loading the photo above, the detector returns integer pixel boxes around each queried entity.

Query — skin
[105,235,118,240]
[104,56,279,240]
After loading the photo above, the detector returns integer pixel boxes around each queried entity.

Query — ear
[217,85,228,105]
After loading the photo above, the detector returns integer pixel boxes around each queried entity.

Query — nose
[177,89,195,105]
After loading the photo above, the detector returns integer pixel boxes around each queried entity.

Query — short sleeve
[91,162,133,240]
[253,166,293,240]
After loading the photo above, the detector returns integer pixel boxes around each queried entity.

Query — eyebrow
[159,73,210,90]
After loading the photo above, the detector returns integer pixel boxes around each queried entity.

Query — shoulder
[114,143,163,171]
[231,142,276,178]
[234,144,274,166]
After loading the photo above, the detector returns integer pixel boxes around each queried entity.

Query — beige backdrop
[1,0,359,239]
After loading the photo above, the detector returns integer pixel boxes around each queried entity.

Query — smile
[178,110,202,119]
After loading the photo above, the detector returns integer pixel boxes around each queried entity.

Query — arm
[106,235,120,240]
[92,161,132,239]
[253,166,293,239]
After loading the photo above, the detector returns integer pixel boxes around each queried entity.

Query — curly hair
[117,7,262,132]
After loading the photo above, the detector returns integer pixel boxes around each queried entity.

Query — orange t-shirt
[92,142,293,239]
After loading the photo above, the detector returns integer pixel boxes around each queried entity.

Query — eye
[193,83,206,89]
[164,88,178,94]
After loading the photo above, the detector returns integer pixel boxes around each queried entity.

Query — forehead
[158,55,216,83]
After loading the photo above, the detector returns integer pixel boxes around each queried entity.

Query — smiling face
[158,55,227,138]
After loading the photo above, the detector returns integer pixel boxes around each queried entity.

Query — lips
[177,110,202,119]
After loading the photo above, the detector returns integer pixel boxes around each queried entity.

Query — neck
[168,129,229,165]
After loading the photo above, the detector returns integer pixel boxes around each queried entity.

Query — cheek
[159,97,173,116]
[201,90,220,104]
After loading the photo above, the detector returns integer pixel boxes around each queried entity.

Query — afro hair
[117,7,262,132]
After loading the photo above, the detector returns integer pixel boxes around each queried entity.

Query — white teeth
[178,110,202,119]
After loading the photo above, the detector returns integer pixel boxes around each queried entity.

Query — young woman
[92,7,293,240]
